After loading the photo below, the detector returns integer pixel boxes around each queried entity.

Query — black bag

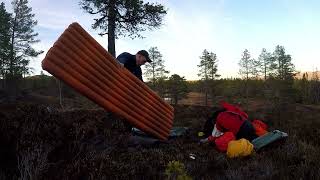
[203,108,226,137]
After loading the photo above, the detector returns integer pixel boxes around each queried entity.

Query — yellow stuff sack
[226,138,254,158]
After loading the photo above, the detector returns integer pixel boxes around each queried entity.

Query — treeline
[0,0,42,97]
[16,71,319,106]
[143,46,320,106]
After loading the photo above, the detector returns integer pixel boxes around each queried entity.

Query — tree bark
[174,95,178,105]
[107,0,116,57]
[264,61,267,80]
[9,16,16,75]
[6,16,18,96]
[58,80,64,109]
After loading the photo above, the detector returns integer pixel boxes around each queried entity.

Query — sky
[2,0,320,80]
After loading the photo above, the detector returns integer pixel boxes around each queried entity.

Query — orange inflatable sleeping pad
[41,22,174,140]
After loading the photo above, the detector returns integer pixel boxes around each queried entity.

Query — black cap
[137,50,152,62]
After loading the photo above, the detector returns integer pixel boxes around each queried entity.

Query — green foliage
[154,76,169,98]
[256,48,276,80]
[262,45,296,104]
[185,81,201,92]
[294,72,320,104]
[185,77,320,106]
[0,2,12,80]
[198,49,220,105]
[0,0,43,96]
[9,0,43,76]
[144,47,169,86]
[167,74,189,105]
[238,49,253,80]
[235,46,298,107]
[80,0,167,56]
[212,78,265,99]
[273,45,295,80]
[238,49,254,107]
[165,161,192,180]
[143,47,169,98]
[197,49,219,80]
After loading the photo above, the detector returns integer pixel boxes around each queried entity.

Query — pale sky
[2,0,320,80]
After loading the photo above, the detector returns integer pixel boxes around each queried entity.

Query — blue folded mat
[252,130,288,150]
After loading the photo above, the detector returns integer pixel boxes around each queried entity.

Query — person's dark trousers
[236,120,258,141]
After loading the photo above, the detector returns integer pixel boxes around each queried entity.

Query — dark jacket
[116,52,143,82]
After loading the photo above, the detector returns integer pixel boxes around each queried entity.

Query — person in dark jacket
[108,50,152,132]
[116,50,152,82]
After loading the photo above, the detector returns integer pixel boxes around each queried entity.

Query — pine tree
[273,45,295,80]
[251,58,260,79]
[198,49,220,106]
[80,0,167,57]
[144,47,169,86]
[198,49,209,81]
[6,0,43,95]
[257,48,275,80]
[167,74,188,105]
[300,73,309,103]
[0,2,11,81]
[310,69,320,104]
[270,45,296,103]
[207,52,220,80]
[238,49,252,80]
[238,49,254,108]
[9,0,43,75]
[144,47,169,98]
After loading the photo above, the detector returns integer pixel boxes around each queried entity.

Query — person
[116,50,152,82]
[201,101,258,143]
[105,50,152,132]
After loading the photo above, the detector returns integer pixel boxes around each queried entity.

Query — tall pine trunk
[264,61,267,80]
[6,17,18,97]
[9,16,16,76]
[58,80,64,109]
[107,0,116,57]
[205,80,208,106]
[152,65,155,88]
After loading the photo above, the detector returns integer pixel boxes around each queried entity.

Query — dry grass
[0,98,320,179]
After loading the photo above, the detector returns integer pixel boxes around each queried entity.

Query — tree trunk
[264,61,267,80]
[9,17,16,75]
[58,80,64,109]
[245,78,249,111]
[174,95,178,105]
[152,65,155,88]
[107,0,116,57]
[6,16,17,96]
[210,80,215,106]
[204,80,208,106]
[205,91,208,106]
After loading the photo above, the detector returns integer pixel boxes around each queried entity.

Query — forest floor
[1,92,320,179]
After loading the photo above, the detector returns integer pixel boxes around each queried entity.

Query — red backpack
[220,101,248,119]
[215,132,236,152]
[216,101,248,135]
